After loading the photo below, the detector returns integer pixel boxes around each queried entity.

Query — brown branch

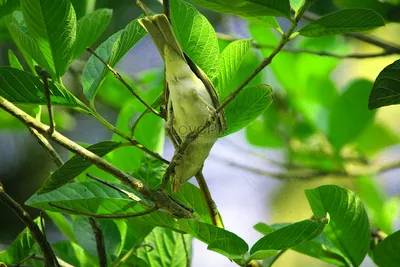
[0,183,58,267]
[38,69,55,135]
[0,96,194,219]
[89,218,107,267]
[195,171,223,228]
[86,48,161,118]
[28,128,63,167]
[216,32,394,59]
[163,0,171,21]
[49,202,159,219]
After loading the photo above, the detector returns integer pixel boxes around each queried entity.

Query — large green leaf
[52,241,97,267]
[21,0,77,79]
[177,219,248,259]
[222,84,272,136]
[73,216,121,259]
[328,79,376,150]
[0,0,19,17]
[250,216,329,260]
[73,8,112,59]
[373,230,400,267]
[245,118,285,148]
[216,39,253,98]
[132,154,166,190]
[137,227,191,267]
[189,0,291,18]
[37,141,122,194]
[0,218,42,264]
[46,211,77,243]
[0,67,86,109]
[170,0,220,80]
[333,0,400,22]
[298,9,385,37]
[82,16,146,101]
[305,185,370,266]
[368,59,400,109]
[7,50,23,70]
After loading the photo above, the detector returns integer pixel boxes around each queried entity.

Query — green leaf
[0,67,86,109]
[73,8,112,59]
[242,16,281,31]
[70,0,96,18]
[245,119,285,148]
[7,50,23,70]
[290,0,305,11]
[132,154,166,190]
[52,241,97,267]
[82,16,146,101]
[177,219,248,259]
[137,227,192,267]
[298,9,385,37]
[170,0,220,80]
[373,230,400,267]
[37,141,122,194]
[250,215,329,260]
[73,216,121,259]
[0,218,42,264]
[333,0,400,22]
[216,39,253,98]
[46,211,77,243]
[189,0,291,18]
[0,0,19,17]
[305,185,370,266]
[21,0,77,79]
[368,59,400,109]
[116,219,154,254]
[328,79,376,150]
[222,84,272,136]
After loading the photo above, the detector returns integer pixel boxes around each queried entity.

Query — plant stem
[39,69,55,135]
[0,183,59,267]
[28,128,63,167]
[89,218,107,267]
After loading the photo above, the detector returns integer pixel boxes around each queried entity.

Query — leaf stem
[28,128,63,167]
[39,69,55,135]
[89,218,107,267]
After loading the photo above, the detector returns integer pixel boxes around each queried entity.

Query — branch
[0,96,195,219]
[28,128,63,167]
[89,218,107,267]
[49,202,159,219]
[216,32,393,59]
[0,183,59,267]
[38,69,55,135]
[86,48,161,118]
[163,0,171,21]
[195,171,223,228]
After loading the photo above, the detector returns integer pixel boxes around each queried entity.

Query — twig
[86,48,161,118]
[0,183,58,267]
[89,218,107,267]
[216,32,393,59]
[0,96,195,219]
[195,171,223,228]
[163,0,171,21]
[38,69,55,135]
[49,202,159,219]
[136,0,152,16]
[28,128,63,167]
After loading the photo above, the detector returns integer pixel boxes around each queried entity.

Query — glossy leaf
[170,0,220,80]
[250,215,329,260]
[189,0,291,18]
[0,218,42,264]
[178,219,248,259]
[21,0,77,78]
[73,8,113,59]
[73,216,121,259]
[52,241,97,266]
[7,50,23,70]
[298,9,385,37]
[222,84,273,136]
[373,230,400,267]
[328,79,376,150]
[305,185,370,266]
[216,39,253,98]
[37,141,122,194]
[82,16,146,101]
[368,59,400,109]
[0,67,86,109]
[137,227,192,267]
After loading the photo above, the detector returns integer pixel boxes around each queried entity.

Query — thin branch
[28,128,63,167]
[38,69,55,135]
[195,171,223,228]
[89,218,107,267]
[163,0,171,21]
[0,96,195,219]
[0,183,59,267]
[49,202,159,219]
[136,0,152,16]
[216,32,393,59]
[86,48,161,118]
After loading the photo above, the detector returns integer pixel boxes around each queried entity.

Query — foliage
[0,0,399,266]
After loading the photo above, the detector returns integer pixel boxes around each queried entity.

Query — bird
[139,14,226,193]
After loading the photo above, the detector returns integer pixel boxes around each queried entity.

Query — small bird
[139,14,226,193]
